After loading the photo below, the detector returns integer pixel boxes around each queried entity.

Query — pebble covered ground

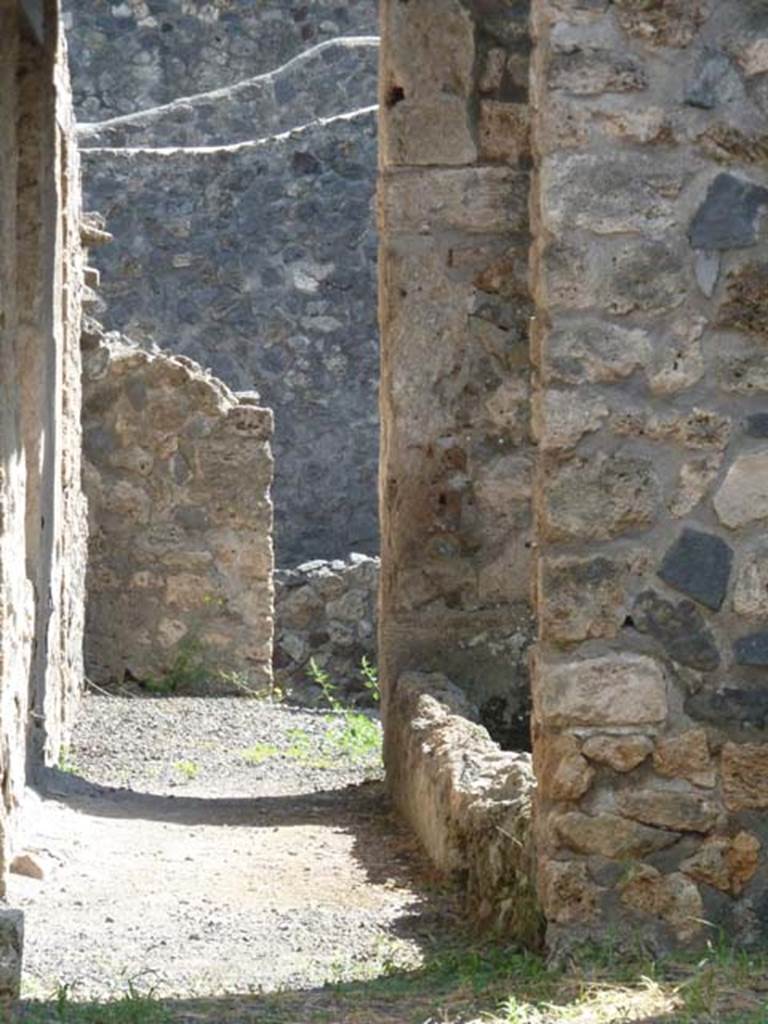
[11,692,462,1002]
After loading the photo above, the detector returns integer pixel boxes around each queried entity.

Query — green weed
[359,655,380,702]
[18,983,171,1024]
[304,657,383,768]
[241,742,280,766]
[57,746,77,774]
[143,635,209,694]
[173,760,199,781]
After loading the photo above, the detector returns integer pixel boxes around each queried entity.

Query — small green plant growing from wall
[359,655,380,701]
[144,634,210,694]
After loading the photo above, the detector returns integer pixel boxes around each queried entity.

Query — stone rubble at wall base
[274,554,378,703]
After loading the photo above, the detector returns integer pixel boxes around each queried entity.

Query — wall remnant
[274,555,379,702]
[530,0,768,952]
[82,321,274,692]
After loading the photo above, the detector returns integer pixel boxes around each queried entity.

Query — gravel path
[11,692,462,1001]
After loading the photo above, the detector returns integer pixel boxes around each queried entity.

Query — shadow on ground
[34,767,441,895]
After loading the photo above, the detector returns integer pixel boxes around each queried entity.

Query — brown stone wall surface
[0,0,86,895]
[530,0,768,952]
[82,324,274,693]
[43,24,88,766]
[378,0,534,753]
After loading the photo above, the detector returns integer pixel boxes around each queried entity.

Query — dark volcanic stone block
[633,590,720,670]
[734,632,768,666]
[686,687,768,731]
[689,173,768,251]
[745,413,768,438]
[685,51,732,110]
[658,528,733,611]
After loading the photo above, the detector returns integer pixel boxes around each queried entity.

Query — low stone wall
[274,555,378,703]
[78,38,379,148]
[82,322,274,692]
[386,672,541,943]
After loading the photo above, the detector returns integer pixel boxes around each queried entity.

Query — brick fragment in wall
[619,867,704,943]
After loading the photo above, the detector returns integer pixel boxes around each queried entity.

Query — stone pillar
[531,0,768,951]
[378,0,534,762]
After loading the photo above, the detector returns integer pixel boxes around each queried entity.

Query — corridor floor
[11,693,460,1001]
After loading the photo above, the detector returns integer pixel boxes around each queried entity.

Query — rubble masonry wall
[531,0,768,952]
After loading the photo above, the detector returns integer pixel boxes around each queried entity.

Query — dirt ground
[11,693,462,1002]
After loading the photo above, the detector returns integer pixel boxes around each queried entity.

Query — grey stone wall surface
[531,0,768,954]
[77,37,379,148]
[274,554,378,703]
[63,0,378,121]
[82,320,274,691]
[81,107,379,564]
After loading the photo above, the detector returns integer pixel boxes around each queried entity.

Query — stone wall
[386,672,539,943]
[82,321,274,692]
[0,0,86,897]
[63,0,378,121]
[378,0,534,755]
[77,38,378,149]
[274,555,378,703]
[530,0,768,953]
[79,107,378,565]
